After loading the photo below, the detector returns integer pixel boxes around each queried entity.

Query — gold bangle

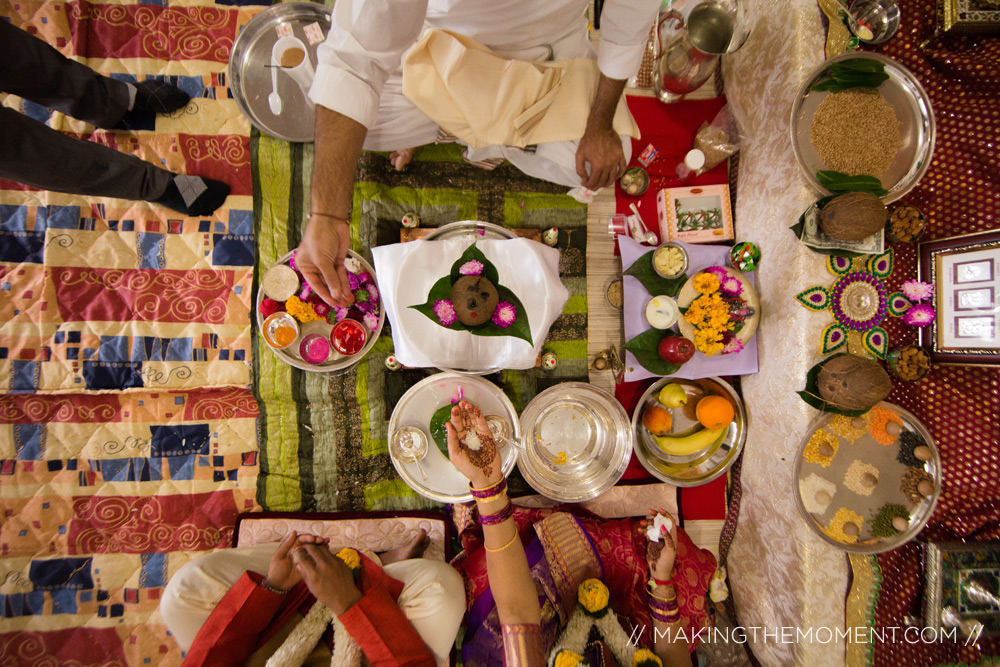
[648,590,676,602]
[484,530,519,553]
[311,212,349,222]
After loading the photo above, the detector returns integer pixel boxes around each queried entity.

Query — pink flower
[327,306,349,324]
[288,250,298,271]
[358,272,372,285]
[723,338,744,355]
[902,303,936,327]
[299,283,313,300]
[313,303,331,317]
[434,299,457,326]
[366,283,380,305]
[705,266,729,280]
[363,311,379,332]
[459,260,485,276]
[720,276,743,297]
[492,301,517,328]
[348,272,360,291]
[902,280,935,303]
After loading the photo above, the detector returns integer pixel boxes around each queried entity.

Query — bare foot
[389,146,419,171]
[379,529,430,565]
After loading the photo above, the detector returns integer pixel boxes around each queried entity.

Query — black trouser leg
[0,20,129,128]
[0,106,171,200]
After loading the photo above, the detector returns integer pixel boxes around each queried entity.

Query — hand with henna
[641,508,679,582]
[446,400,502,489]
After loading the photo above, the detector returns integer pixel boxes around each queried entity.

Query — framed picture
[919,231,1000,365]
[937,0,1000,35]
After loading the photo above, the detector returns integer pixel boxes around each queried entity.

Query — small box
[656,184,734,244]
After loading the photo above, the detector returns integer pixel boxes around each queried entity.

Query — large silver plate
[793,401,941,554]
[421,221,518,376]
[255,250,384,374]
[387,373,520,503]
[631,377,747,487]
[790,53,935,204]
[229,2,332,142]
[518,383,632,502]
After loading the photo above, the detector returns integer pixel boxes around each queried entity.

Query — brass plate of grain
[790,53,935,204]
[793,401,941,554]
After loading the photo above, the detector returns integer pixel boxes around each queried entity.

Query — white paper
[372,233,568,370]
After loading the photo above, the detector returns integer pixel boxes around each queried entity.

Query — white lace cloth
[722,0,850,665]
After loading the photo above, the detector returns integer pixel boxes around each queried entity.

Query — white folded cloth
[372,233,568,370]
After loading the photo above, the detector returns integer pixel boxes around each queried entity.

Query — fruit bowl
[631,377,747,487]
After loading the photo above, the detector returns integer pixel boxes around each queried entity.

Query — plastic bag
[693,106,745,174]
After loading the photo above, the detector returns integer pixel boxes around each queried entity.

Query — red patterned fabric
[867,2,1000,665]
[453,506,716,652]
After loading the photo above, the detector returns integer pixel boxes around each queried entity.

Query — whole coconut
[817,355,892,411]
[819,192,888,242]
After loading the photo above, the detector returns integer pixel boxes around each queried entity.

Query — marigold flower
[577,578,610,614]
[285,295,322,323]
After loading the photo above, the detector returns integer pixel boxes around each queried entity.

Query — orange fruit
[641,405,673,436]
[696,395,734,429]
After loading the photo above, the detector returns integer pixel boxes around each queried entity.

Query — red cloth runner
[612,95,732,521]
[615,95,730,229]
[858,3,1000,665]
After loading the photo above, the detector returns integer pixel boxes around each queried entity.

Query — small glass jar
[262,312,299,350]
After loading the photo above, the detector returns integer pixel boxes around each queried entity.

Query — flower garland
[548,579,663,667]
[683,272,733,357]
[264,548,364,667]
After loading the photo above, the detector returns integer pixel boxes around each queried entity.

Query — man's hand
[294,543,363,615]
[576,126,626,190]
[296,215,355,308]
[265,531,330,591]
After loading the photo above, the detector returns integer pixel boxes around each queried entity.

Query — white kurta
[308,0,657,190]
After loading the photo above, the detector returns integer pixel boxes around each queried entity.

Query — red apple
[658,335,695,364]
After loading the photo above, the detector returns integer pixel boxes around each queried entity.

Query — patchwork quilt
[0,1,262,664]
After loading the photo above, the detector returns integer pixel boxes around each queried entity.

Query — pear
[657,383,688,409]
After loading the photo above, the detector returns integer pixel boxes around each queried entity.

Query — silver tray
[631,377,747,487]
[387,373,520,503]
[229,2,332,142]
[793,401,941,554]
[422,221,518,376]
[255,250,384,373]
[790,53,935,204]
[517,383,632,502]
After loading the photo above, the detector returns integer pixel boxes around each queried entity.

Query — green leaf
[429,403,454,457]
[449,243,499,286]
[410,276,472,333]
[816,170,889,197]
[809,60,888,92]
[409,278,533,346]
[797,354,869,417]
[623,251,687,297]
[623,328,682,376]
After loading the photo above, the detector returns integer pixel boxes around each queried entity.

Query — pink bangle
[479,501,513,526]
[470,478,507,499]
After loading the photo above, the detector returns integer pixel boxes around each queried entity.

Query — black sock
[152,175,230,216]
[116,80,191,130]
[131,80,190,114]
